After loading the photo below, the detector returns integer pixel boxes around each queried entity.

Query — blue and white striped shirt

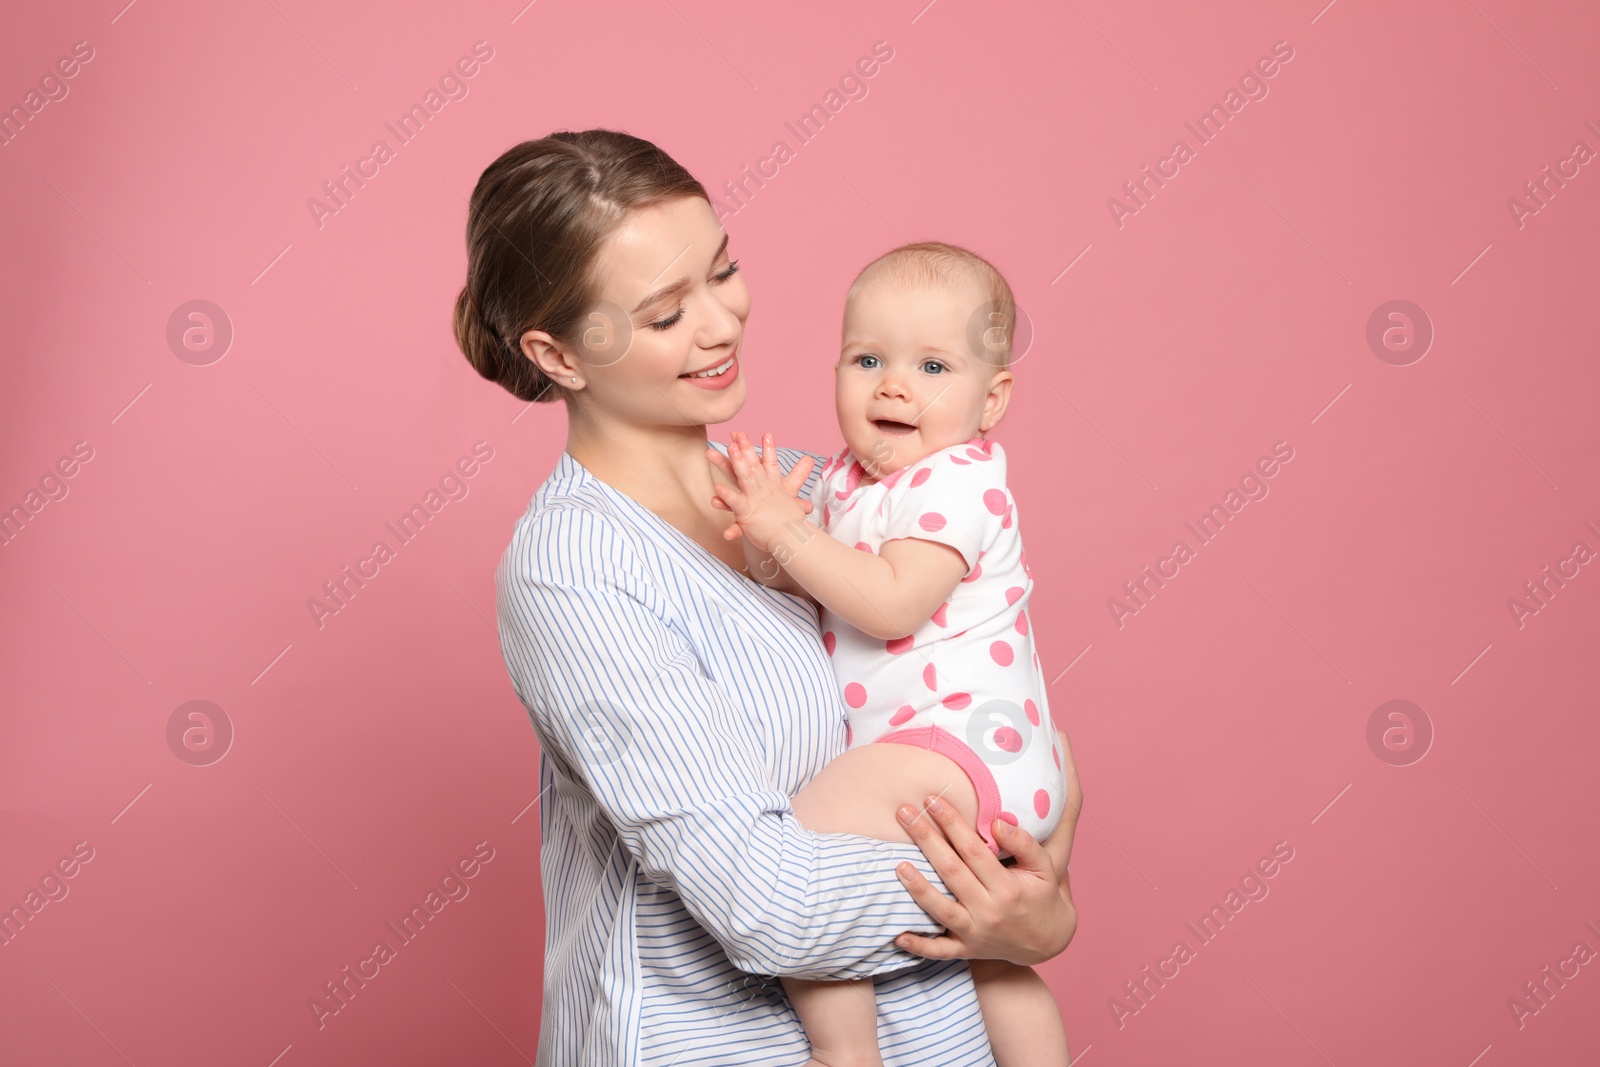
[495,443,997,1067]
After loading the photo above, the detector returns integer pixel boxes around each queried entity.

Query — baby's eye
[921,359,947,374]
[854,353,881,369]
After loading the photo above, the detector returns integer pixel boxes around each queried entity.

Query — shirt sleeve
[496,499,959,982]
[880,447,1007,569]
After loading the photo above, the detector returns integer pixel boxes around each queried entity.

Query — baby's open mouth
[873,419,917,435]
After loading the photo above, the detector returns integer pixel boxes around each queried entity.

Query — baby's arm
[710,431,968,639]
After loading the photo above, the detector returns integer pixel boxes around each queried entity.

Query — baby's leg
[781,744,981,1067]
[782,976,882,1067]
[968,958,1070,1067]
[789,741,980,841]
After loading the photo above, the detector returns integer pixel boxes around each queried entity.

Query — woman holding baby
[454,128,1083,1066]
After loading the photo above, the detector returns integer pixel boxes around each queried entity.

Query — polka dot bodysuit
[808,436,1067,856]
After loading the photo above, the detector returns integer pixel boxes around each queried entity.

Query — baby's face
[835,275,1011,481]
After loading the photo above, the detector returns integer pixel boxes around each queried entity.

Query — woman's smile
[678,349,740,390]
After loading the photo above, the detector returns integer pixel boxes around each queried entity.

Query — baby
[706,242,1070,1067]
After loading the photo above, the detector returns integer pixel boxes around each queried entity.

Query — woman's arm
[500,502,968,982]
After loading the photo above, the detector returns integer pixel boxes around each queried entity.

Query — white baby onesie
[807,436,1067,855]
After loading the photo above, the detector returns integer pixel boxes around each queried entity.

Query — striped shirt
[495,443,997,1067]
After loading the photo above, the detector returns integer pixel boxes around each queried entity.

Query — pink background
[4,1,1598,1064]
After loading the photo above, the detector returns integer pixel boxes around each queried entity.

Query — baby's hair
[844,241,1017,369]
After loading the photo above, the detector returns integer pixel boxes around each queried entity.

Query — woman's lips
[679,351,740,391]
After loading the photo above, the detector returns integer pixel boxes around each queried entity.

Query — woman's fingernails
[896,805,916,825]
[896,863,912,882]
[925,796,943,813]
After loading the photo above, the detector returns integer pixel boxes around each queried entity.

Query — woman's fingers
[900,798,984,918]
[894,929,968,960]
[993,820,1053,881]
[1056,729,1083,866]
[893,860,965,932]
[924,794,1011,897]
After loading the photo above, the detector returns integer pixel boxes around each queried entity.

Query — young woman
[454,129,1083,1066]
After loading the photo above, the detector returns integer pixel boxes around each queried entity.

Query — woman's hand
[1041,730,1083,882]
[892,729,1083,967]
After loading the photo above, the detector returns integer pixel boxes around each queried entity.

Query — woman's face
[569,195,750,428]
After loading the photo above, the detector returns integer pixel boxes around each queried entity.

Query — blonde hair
[844,241,1017,368]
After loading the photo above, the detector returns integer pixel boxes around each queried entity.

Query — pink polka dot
[911,468,932,488]
[886,635,914,655]
[822,505,831,525]
[989,641,1014,666]
[918,512,947,532]
[983,489,1007,515]
[854,541,872,552]
[966,446,990,462]
[1005,586,1024,606]
[1015,610,1029,636]
[993,727,1023,753]
[960,562,983,583]
[1052,746,1060,769]
[822,632,836,655]
[1024,699,1040,726]
[1020,551,1031,576]
[997,811,1019,826]
[1034,789,1051,819]
[942,692,972,710]
[1001,505,1013,529]
[923,663,937,690]
[931,602,949,627]
[843,682,867,708]
[889,704,915,726]
[951,455,971,465]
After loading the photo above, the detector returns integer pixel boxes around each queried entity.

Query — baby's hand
[706,431,815,556]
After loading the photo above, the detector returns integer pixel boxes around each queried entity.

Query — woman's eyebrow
[630,232,731,313]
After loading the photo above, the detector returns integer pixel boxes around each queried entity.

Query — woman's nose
[699,289,744,347]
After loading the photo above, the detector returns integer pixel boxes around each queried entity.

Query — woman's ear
[521,329,581,385]
[979,369,1015,432]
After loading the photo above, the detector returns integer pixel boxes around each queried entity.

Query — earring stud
[570,377,578,383]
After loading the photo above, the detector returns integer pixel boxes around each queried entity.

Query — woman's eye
[647,261,741,331]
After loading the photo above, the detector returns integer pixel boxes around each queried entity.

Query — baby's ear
[980,369,1015,431]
